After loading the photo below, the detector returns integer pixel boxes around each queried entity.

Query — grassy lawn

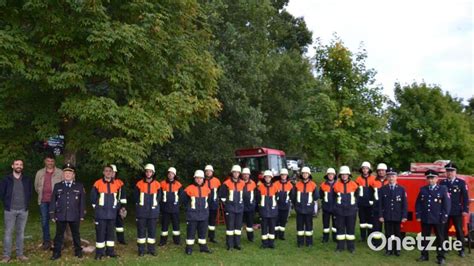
[0,205,472,266]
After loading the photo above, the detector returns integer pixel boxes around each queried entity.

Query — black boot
[173,235,181,245]
[234,235,241,250]
[360,228,367,241]
[297,236,304,247]
[416,255,429,262]
[322,233,329,243]
[199,244,212,253]
[147,244,156,256]
[75,251,83,258]
[279,231,286,240]
[305,236,313,247]
[268,239,275,249]
[43,241,52,251]
[226,235,234,250]
[247,231,254,242]
[106,247,118,258]
[50,253,61,260]
[117,232,126,245]
[336,239,345,252]
[332,232,337,242]
[159,236,168,246]
[138,244,146,256]
[260,239,268,249]
[208,230,217,243]
[185,245,192,255]
[94,254,103,260]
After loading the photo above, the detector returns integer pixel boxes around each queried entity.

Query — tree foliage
[387,83,474,172]
[298,38,388,168]
[0,0,220,168]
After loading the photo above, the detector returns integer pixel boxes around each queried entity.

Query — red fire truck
[397,160,474,248]
[234,147,287,181]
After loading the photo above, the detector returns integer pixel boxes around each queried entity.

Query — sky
[286,0,473,103]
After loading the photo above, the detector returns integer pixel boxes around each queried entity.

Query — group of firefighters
[20,160,469,264]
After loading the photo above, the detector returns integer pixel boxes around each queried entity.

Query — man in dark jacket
[134,164,161,256]
[415,170,451,264]
[91,165,126,260]
[50,164,86,260]
[183,170,212,255]
[0,159,32,263]
[0,159,33,263]
[378,167,407,256]
[439,162,469,258]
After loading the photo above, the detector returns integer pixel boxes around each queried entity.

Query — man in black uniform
[50,164,86,260]
[377,167,407,256]
[415,170,451,264]
[439,162,469,258]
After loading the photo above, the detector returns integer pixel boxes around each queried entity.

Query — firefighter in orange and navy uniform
[134,164,161,256]
[291,166,319,247]
[159,167,184,246]
[203,165,221,243]
[369,163,389,247]
[334,166,359,253]
[275,168,293,240]
[256,170,279,249]
[219,165,246,250]
[241,168,257,242]
[183,170,212,255]
[355,161,375,241]
[91,165,126,260]
[110,164,127,245]
[319,168,337,242]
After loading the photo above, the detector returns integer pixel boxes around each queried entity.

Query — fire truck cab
[235,147,287,181]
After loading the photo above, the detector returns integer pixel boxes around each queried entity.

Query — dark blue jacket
[242,179,257,212]
[183,183,210,221]
[256,182,279,218]
[378,184,407,222]
[50,181,86,221]
[0,174,33,211]
[439,178,469,215]
[415,185,451,224]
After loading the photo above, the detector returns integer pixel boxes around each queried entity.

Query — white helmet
[301,166,311,174]
[231,165,242,173]
[280,168,289,175]
[360,161,371,169]
[339,166,351,175]
[110,164,118,172]
[326,168,336,175]
[194,170,205,178]
[377,163,387,170]
[242,168,251,175]
[144,163,155,173]
[168,167,177,175]
[263,170,273,177]
[204,165,214,172]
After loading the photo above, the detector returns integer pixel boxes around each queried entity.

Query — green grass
[0,205,472,266]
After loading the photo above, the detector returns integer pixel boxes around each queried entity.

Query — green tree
[153,0,314,177]
[0,0,220,169]
[387,83,474,172]
[299,37,388,167]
